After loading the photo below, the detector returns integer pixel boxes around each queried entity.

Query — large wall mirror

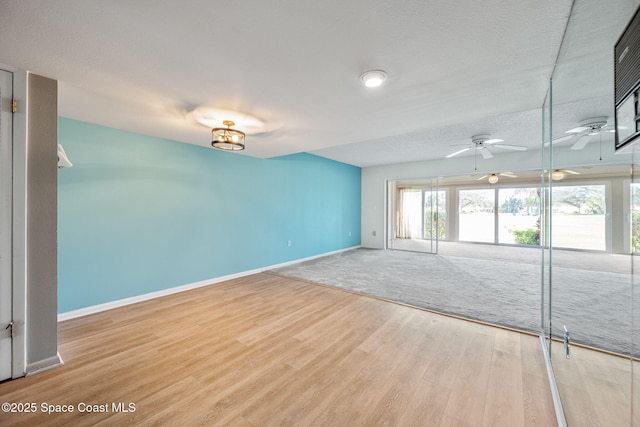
[546,0,640,425]
[383,1,640,423]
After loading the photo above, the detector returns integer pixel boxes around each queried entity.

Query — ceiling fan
[550,117,615,150]
[476,172,517,184]
[550,169,580,181]
[445,134,527,160]
[476,172,518,182]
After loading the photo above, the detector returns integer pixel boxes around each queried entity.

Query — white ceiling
[0,0,637,167]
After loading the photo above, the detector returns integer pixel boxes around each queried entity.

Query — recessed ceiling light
[360,70,387,88]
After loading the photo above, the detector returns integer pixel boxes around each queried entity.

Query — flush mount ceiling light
[360,70,387,88]
[211,120,246,151]
[488,173,499,184]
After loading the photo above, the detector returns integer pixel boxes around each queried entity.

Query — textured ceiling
[0,0,636,167]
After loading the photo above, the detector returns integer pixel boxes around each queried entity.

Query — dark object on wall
[614,4,640,151]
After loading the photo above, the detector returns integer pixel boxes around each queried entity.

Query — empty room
[1,1,640,426]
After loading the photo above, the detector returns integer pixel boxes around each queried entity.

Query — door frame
[0,65,27,379]
[0,68,13,380]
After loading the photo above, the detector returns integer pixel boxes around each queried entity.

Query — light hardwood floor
[551,344,639,426]
[0,273,556,426]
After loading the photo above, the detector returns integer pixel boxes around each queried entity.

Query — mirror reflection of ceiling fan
[550,169,580,181]
[551,117,615,150]
[476,172,518,184]
[476,172,517,184]
[445,134,527,159]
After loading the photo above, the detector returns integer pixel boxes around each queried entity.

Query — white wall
[362,143,633,249]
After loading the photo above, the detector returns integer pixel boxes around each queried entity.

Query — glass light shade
[360,70,387,88]
[551,170,565,181]
[211,121,246,151]
[488,174,499,184]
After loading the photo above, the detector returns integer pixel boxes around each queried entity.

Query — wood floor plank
[260,348,372,426]
[439,328,496,425]
[359,340,433,426]
[519,336,556,427]
[0,272,556,426]
[552,344,634,427]
[421,319,473,390]
[482,329,525,427]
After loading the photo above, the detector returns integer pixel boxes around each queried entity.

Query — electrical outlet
[287,240,292,247]
[372,231,377,236]
[348,231,352,237]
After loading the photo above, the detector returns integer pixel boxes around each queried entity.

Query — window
[458,189,495,243]
[397,178,609,251]
[425,190,446,240]
[458,187,541,245]
[552,185,606,250]
[498,188,541,245]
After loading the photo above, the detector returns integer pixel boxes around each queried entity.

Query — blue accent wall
[58,118,361,313]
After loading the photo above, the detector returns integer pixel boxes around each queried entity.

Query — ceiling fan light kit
[550,169,580,181]
[476,172,518,183]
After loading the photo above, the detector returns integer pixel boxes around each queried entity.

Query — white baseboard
[25,352,64,376]
[58,246,360,322]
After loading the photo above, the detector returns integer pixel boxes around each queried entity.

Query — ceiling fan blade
[445,147,471,158]
[483,138,504,145]
[567,126,589,134]
[551,135,576,145]
[570,134,591,150]
[492,144,527,151]
[564,169,580,175]
[476,175,488,180]
[480,147,493,159]
[500,172,518,177]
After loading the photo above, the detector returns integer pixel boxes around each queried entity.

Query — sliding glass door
[388,178,442,254]
[458,186,542,246]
